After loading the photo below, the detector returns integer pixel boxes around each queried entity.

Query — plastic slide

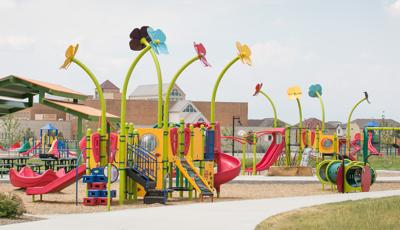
[349,133,361,160]
[10,167,65,188]
[48,139,60,158]
[26,165,86,195]
[244,129,286,173]
[368,132,383,156]
[214,151,241,190]
[175,157,213,195]
[17,142,31,153]
[9,142,21,151]
[20,142,41,156]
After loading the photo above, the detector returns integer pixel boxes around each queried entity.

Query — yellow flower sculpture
[236,41,252,66]
[287,86,302,100]
[60,44,79,69]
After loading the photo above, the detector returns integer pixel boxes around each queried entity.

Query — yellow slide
[174,157,213,195]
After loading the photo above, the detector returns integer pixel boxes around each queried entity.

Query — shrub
[0,192,26,218]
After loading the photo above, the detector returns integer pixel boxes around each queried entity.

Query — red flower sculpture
[193,42,211,67]
[253,83,263,96]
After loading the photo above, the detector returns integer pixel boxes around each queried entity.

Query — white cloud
[0,36,35,51]
[388,0,400,15]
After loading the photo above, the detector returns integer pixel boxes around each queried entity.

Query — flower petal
[157,43,168,54]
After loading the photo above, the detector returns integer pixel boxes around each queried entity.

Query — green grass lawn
[255,196,400,230]
[367,155,400,170]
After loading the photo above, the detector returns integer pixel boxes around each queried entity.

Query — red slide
[245,128,285,173]
[26,165,86,195]
[349,133,361,160]
[214,151,241,189]
[9,167,65,188]
[213,123,241,192]
[368,132,383,156]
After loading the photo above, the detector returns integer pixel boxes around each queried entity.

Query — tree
[0,115,23,148]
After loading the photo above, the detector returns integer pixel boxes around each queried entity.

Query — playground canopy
[0,75,119,138]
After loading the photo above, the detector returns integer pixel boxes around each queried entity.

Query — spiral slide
[214,151,241,189]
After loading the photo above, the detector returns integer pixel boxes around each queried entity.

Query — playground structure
[1,24,395,213]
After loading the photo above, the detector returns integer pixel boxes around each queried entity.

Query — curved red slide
[349,133,361,160]
[26,165,86,195]
[368,132,382,156]
[10,167,65,188]
[245,128,285,173]
[214,151,241,189]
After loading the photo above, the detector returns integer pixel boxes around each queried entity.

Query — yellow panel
[204,161,214,188]
[319,134,338,154]
[192,128,204,161]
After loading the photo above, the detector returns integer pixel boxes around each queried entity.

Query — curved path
[2,190,400,230]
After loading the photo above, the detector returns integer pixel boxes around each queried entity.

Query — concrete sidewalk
[232,175,400,183]
[3,190,400,230]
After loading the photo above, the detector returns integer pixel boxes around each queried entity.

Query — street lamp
[232,116,242,156]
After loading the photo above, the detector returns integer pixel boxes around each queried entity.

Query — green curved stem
[346,97,367,156]
[315,92,325,132]
[119,43,152,204]
[162,55,200,188]
[210,56,240,126]
[259,90,277,128]
[142,40,163,128]
[72,58,107,166]
[296,98,303,129]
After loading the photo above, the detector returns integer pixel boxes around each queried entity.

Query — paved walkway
[232,175,400,183]
[3,190,400,230]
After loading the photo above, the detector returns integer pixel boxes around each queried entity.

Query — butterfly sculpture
[253,83,263,96]
[60,44,79,69]
[193,42,211,67]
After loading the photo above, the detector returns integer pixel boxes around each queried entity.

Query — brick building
[12,80,248,136]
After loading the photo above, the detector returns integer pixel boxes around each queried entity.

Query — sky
[1,0,400,124]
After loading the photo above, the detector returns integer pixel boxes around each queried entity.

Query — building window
[171,88,181,97]
[183,104,196,113]
[198,118,205,122]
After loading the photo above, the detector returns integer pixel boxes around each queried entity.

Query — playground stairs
[176,158,214,201]
[126,144,167,204]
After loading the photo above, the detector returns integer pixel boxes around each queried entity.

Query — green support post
[252,133,257,175]
[71,59,107,167]
[296,98,303,165]
[259,90,278,128]
[188,125,194,200]
[200,124,205,177]
[162,56,201,189]
[285,126,290,166]
[241,142,246,175]
[346,97,368,158]
[315,92,325,133]
[178,119,184,198]
[315,126,320,164]
[119,40,152,205]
